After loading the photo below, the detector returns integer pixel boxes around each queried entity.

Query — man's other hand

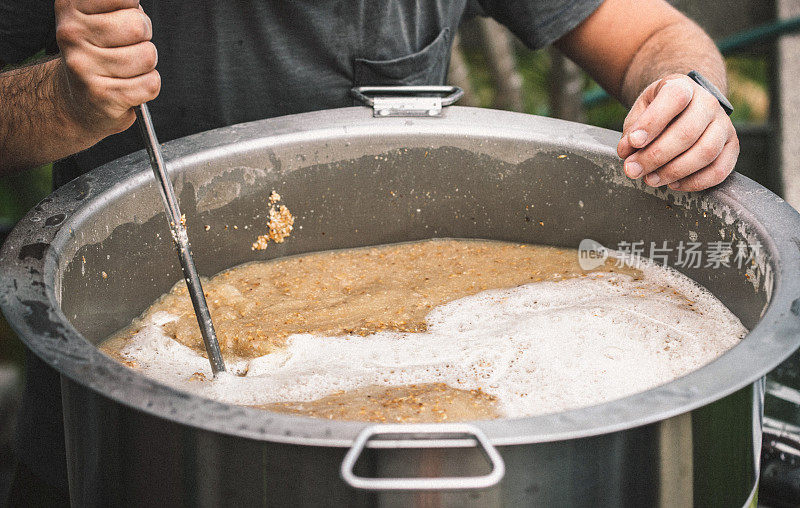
[617,74,739,192]
[55,0,160,139]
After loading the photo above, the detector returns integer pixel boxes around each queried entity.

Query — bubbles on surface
[118,259,746,418]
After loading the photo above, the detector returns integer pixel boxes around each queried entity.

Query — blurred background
[1,0,799,504]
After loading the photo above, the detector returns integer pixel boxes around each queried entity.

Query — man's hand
[0,0,160,173]
[55,0,160,138]
[554,0,738,192]
[616,74,739,192]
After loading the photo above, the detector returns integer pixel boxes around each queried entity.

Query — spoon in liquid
[133,103,226,375]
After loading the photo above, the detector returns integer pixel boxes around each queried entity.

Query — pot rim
[3,106,800,447]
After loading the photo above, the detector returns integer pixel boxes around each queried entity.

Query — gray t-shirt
[1,0,602,493]
[2,0,602,184]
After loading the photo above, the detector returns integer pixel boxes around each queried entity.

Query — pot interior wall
[57,133,770,345]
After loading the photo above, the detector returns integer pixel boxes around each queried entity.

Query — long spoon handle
[134,103,226,375]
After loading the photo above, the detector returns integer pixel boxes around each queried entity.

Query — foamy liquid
[116,259,746,418]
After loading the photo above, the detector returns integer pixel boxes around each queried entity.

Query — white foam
[117,259,747,418]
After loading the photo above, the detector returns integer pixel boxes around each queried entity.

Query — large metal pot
[3,98,800,507]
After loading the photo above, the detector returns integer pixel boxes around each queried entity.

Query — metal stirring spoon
[134,103,226,375]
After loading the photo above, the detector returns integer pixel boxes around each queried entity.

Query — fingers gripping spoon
[134,103,226,375]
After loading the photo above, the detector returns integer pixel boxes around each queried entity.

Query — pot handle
[340,423,505,491]
[350,86,464,117]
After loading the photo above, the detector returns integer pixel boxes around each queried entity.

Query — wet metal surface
[1,107,800,506]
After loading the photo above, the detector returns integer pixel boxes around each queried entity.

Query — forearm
[0,57,99,174]
[620,19,726,107]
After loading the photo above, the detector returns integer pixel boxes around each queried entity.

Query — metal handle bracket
[340,423,505,491]
[351,86,463,117]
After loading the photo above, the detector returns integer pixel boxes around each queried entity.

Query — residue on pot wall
[252,191,294,251]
